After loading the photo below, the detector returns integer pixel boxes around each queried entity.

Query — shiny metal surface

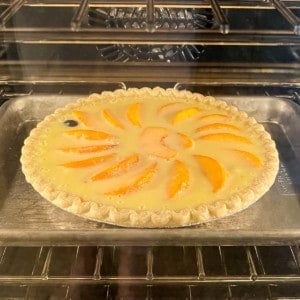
[0,94,299,246]
[1,245,300,298]
[1,0,300,45]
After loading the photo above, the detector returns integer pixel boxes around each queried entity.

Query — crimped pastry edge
[20,87,279,228]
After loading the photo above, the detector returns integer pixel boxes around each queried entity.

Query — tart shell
[20,87,279,228]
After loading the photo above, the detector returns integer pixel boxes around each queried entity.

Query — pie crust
[21,87,279,228]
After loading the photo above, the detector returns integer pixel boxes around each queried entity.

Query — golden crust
[20,87,279,228]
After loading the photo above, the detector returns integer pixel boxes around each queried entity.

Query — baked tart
[21,87,279,227]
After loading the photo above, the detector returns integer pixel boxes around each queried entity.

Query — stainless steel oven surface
[0,0,300,298]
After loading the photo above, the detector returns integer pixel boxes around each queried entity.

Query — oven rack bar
[0,245,299,285]
[0,63,299,87]
[0,0,300,44]
[2,277,300,286]
[1,0,300,8]
[1,83,300,105]
[1,32,300,46]
[1,245,300,298]
[1,275,300,285]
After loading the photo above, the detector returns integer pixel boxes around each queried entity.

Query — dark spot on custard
[64,120,78,127]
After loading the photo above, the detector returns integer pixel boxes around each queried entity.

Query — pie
[21,87,279,227]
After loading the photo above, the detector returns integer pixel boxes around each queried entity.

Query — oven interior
[0,0,300,298]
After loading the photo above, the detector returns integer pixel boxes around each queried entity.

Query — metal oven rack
[1,0,300,298]
[1,0,300,42]
[0,0,300,85]
[1,245,300,299]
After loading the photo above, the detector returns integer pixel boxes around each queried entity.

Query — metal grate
[88,7,212,62]
[88,7,214,30]
[0,0,300,44]
[1,83,300,101]
[0,245,300,298]
[1,1,299,86]
[95,44,205,62]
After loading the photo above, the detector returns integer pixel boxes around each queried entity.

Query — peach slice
[198,114,229,122]
[177,132,193,148]
[60,154,114,168]
[167,160,189,198]
[65,130,113,140]
[194,155,226,192]
[140,127,177,159]
[127,103,141,127]
[172,107,201,124]
[72,110,90,126]
[157,102,181,114]
[60,144,117,154]
[91,154,139,181]
[198,133,251,144]
[105,162,157,195]
[234,150,262,167]
[195,123,240,133]
[102,109,124,129]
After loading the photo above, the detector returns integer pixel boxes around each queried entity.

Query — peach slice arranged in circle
[167,160,189,198]
[198,133,251,144]
[157,102,182,114]
[65,130,114,140]
[60,154,115,168]
[91,154,139,181]
[127,103,141,127]
[60,144,117,154]
[194,155,226,193]
[195,123,240,133]
[105,162,157,195]
[102,109,124,129]
[234,150,262,167]
[198,114,229,122]
[177,132,193,148]
[172,107,201,124]
[72,110,91,127]
[140,127,177,160]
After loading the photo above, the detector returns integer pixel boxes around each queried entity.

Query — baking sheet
[0,95,299,246]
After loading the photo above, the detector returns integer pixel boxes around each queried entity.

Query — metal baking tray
[0,94,299,246]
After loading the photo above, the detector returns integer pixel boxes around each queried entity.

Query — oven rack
[0,0,300,45]
[1,82,300,102]
[0,245,300,298]
[1,62,299,87]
